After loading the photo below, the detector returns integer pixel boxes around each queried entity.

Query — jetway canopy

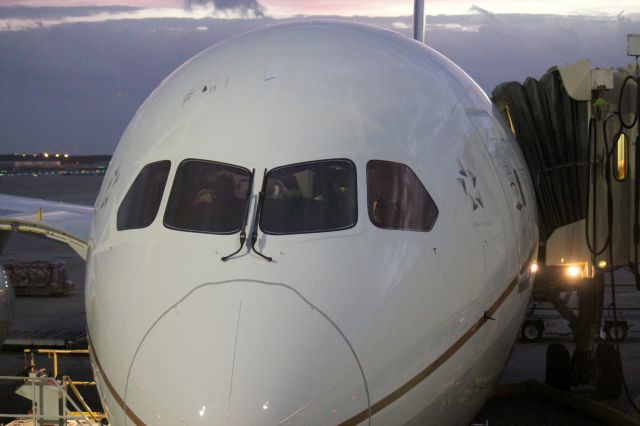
[492,70,590,242]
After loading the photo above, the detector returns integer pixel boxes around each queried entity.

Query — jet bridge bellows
[492,70,590,243]
[491,39,640,406]
[492,60,640,272]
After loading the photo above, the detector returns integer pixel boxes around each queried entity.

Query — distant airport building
[0,155,111,175]
[14,160,63,170]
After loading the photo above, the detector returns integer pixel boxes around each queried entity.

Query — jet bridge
[492,34,640,401]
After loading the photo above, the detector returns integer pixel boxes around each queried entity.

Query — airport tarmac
[0,175,639,424]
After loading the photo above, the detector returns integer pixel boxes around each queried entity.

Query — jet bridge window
[260,159,357,234]
[501,105,517,136]
[367,160,438,231]
[117,160,171,231]
[614,132,628,182]
[164,160,252,234]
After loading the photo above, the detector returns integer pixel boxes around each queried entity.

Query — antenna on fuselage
[413,0,425,43]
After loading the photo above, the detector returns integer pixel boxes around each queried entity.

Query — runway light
[598,260,607,269]
[530,263,539,273]
[64,153,69,158]
[262,401,269,410]
[43,152,49,158]
[566,265,581,279]
[55,153,60,158]
[199,406,206,416]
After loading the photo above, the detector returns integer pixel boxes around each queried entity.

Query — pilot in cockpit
[195,188,215,205]
[192,172,239,230]
[194,173,233,205]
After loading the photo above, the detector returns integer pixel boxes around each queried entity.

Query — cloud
[391,21,409,30]
[0,12,638,154]
[186,0,265,18]
[0,5,141,30]
[0,5,264,30]
[0,6,139,19]
[425,13,639,91]
[0,17,274,153]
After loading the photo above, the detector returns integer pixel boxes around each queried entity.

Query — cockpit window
[164,159,251,234]
[367,160,438,231]
[117,160,171,231]
[260,159,357,234]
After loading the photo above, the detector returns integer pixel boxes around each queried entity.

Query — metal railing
[0,373,95,425]
[0,348,105,425]
[23,349,92,382]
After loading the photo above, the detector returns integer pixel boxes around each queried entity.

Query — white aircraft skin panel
[401,287,531,425]
[91,23,472,242]
[126,23,469,159]
[125,283,369,424]
[84,22,539,425]
[348,122,529,424]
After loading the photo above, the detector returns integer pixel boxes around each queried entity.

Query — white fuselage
[85,22,538,425]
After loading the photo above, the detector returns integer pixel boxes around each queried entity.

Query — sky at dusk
[0,1,639,154]
[2,1,640,17]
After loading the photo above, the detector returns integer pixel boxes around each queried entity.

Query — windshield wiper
[250,168,273,262]
[221,168,255,262]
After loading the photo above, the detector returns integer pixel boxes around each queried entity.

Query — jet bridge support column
[492,35,640,400]
[572,275,605,385]
[0,232,10,255]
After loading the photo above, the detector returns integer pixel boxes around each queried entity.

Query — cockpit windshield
[164,159,251,234]
[260,159,357,234]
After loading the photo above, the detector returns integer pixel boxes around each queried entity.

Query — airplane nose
[124,281,369,425]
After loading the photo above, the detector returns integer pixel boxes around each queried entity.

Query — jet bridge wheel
[545,343,571,390]
[595,343,622,398]
[604,321,628,343]
[521,320,544,342]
